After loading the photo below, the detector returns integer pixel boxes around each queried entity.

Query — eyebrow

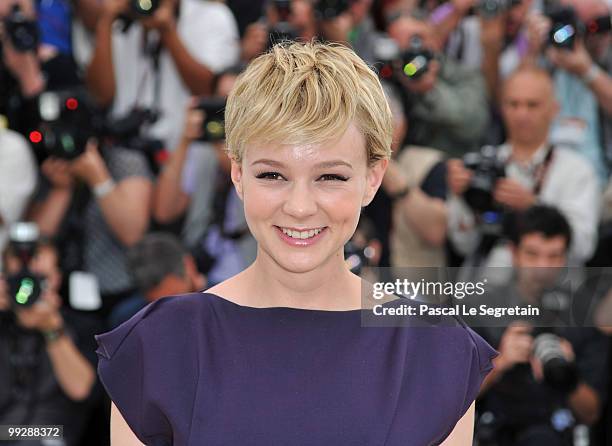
[250,159,353,169]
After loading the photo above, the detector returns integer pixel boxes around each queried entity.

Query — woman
[95,41,498,445]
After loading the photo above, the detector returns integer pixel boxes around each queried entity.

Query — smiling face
[231,122,387,274]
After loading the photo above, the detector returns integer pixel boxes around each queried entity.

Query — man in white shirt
[85,0,240,150]
[0,129,38,270]
[447,66,600,268]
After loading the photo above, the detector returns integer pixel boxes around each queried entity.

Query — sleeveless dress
[95,292,498,446]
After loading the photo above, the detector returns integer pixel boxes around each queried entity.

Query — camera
[477,0,522,19]
[548,7,582,49]
[547,6,611,50]
[30,88,161,160]
[462,145,506,214]
[195,97,226,142]
[314,0,351,21]
[400,36,434,80]
[5,223,44,309]
[533,332,579,394]
[3,4,39,52]
[32,90,100,159]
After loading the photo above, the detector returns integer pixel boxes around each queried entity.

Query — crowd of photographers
[0,0,611,444]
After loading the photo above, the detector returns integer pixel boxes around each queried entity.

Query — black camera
[3,4,39,52]
[548,7,582,49]
[477,0,522,19]
[463,145,506,214]
[130,0,161,16]
[314,0,351,21]
[195,97,226,142]
[533,332,579,394]
[400,35,433,80]
[548,6,611,50]
[5,223,43,309]
[32,90,100,159]
[30,88,161,159]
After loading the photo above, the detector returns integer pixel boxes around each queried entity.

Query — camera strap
[532,144,555,196]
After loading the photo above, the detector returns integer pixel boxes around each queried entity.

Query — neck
[242,247,362,310]
[509,139,547,162]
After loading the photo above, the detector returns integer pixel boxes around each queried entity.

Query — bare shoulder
[439,401,475,446]
[110,402,145,446]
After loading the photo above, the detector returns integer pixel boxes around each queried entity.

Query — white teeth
[280,227,324,239]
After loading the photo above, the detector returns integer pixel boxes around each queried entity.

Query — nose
[282,180,318,220]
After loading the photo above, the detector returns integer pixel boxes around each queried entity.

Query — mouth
[274,225,328,246]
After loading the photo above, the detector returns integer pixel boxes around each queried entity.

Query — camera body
[195,97,226,143]
[463,145,506,214]
[547,6,611,49]
[548,7,582,49]
[34,90,100,159]
[3,4,39,52]
[31,88,161,160]
[477,0,522,19]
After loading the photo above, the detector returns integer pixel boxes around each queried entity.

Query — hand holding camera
[180,100,205,144]
[547,38,594,78]
[496,322,534,373]
[41,157,75,190]
[69,139,112,188]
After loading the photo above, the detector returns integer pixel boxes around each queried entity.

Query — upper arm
[111,402,145,446]
[439,400,475,446]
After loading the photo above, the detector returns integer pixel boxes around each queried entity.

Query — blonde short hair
[225,41,393,165]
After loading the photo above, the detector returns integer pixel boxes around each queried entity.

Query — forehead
[503,73,552,101]
[520,233,567,250]
[243,122,367,167]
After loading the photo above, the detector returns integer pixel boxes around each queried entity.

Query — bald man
[447,66,600,268]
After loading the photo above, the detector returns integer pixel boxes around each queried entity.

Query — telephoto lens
[533,333,579,394]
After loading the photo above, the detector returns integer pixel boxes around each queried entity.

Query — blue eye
[255,172,284,180]
[319,174,349,182]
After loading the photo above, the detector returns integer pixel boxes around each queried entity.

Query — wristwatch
[43,325,65,343]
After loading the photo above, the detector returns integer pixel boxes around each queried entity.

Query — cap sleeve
[459,326,499,418]
[95,300,173,445]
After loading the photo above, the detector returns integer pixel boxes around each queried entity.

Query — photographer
[384,10,489,156]
[380,89,449,268]
[85,0,240,151]
[474,205,609,445]
[0,224,97,446]
[108,232,206,328]
[29,138,153,319]
[447,66,600,267]
[153,67,256,285]
[524,0,612,183]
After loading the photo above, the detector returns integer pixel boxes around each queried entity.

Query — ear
[230,158,244,201]
[362,159,388,207]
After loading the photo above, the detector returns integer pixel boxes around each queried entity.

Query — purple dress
[95,292,498,446]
